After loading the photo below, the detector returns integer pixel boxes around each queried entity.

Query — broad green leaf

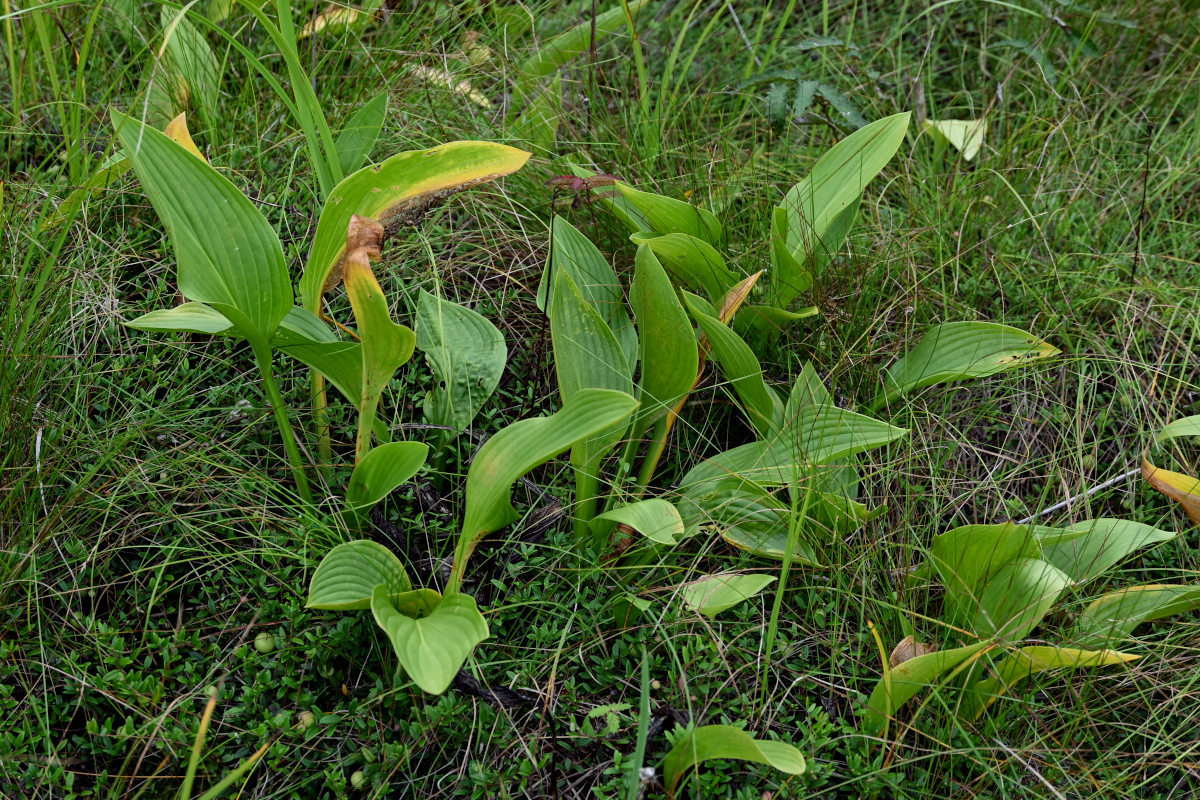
[629,232,738,302]
[511,73,563,153]
[678,408,906,494]
[923,118,986,161]
[335,92,388,175]
[771,196,858,307]
[861,641,991,735]
[1143,457,1200,528]
[450,389,638,588]
[973,559,1071,640]
[306,541,411,610]
[1041,519,1176,583]
[125,302,233,335]
[345,441,429,520]
[592,499,684,545]
[539,217,636,364]
[964,645,1138,718]
[679,573,777,617]
[628,246,698,435]
[616,182,723,245]
[416,290,507,449]
[511,0,649,110]
[927,522,1041,624]
[1073,584,1200,649]
[159,7,222,130]
[274,305,338,344]
[1157,415,1200,443]
[662,725,805,798]
[550,269,634,475]
[371,587,489,695]
[111,111,292,345]
[685,296,783,437]
[879,322,1060,404]
[302,142,530,311]
[676,484,822,566]
[277,340,363,407]
[779,113,908,272]
[344,247,417,415]
[784,362,830,417]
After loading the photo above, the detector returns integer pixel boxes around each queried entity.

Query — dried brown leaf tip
[889,635,935,667]
[346,214,384,260]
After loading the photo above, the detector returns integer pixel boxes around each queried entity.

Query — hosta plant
[862,517,1200,736]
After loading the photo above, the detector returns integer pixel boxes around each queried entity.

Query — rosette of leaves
[862,518,1200,735]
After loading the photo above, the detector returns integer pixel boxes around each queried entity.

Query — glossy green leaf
[784,362,830,416]
[629,232,738,302]
[662,725,805,798]
[371,587,489,695]
[685,296,782,437]
[1041,519,1176,584]
[771,196,858,308]
[345,441,429,520]
[450,389,638,588]
[680,573,777,617]
[1073,584,1200,649]
[539,217,636,364]
[628,246,697,434]
[512,0,649,110]
[1157,415,1200,443]
[124,302,233,335]
[927,522,1040,624]
[738,303,820,338]
[972,559,1071,640]
[302,141,530,311]
[779,113,908,273]
[335,93,388,175]
[592,499,684,545]
[616,183,722,245]
[861,641,991,735]
[879,322,1060,404]
[550,269,634,476]
[111,111,292,345]
[567,165,652,233]
[416,290,507,449]
[964,645,1138,718]
[277,340,363,407]
[306,541,411,611]
[677,484,822,566]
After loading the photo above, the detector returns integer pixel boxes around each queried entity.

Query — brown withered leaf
[1143,457,1200,529]
[889,635,935,667]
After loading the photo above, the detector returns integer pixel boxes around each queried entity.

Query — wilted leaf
[889,635,935,667]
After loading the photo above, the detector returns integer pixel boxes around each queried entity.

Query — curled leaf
[889,635,935,667]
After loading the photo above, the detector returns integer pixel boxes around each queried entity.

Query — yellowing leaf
[1143,457,1200,528]
[923,118,987,161]
[164,113,207,162]
[297,3,365,39]
[302,141,530,312]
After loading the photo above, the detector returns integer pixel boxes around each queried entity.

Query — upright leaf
[334,92,388,175]
[927,522,1041,625]
[111,110,292,344]
[615,183,723,245]
[861,641,991,735]
[779,113,908,273]
[628,246,697,435]
[159,8,222,130]
[629,232,738,303]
